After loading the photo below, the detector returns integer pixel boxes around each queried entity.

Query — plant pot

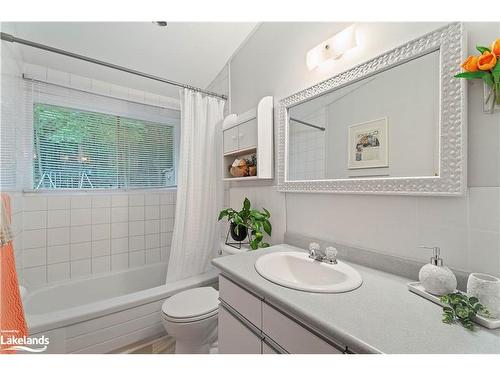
[230,222,248,242]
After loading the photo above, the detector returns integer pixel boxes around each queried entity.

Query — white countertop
[212,244,500,354]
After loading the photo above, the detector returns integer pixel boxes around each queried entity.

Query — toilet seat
[161,287,219,323]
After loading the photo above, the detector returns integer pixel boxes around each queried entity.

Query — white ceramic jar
[467,273,500,318]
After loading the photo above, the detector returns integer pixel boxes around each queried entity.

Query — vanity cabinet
[218,275,349,354]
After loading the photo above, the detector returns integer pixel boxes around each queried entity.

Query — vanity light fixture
[306,24,357,71]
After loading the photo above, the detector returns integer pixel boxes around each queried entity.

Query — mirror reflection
[287,50,440,181]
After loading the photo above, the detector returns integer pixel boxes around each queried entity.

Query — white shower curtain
[166,89,225,282]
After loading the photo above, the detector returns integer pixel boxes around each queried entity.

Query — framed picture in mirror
[348,117,388,170]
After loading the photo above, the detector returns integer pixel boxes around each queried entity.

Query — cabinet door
[218,306,262,354]
[223,126,239,154]
[237,118,258,150]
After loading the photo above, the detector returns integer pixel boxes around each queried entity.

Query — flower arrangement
[456,38,500,113]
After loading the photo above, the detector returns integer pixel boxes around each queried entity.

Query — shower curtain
[166,89,225,282]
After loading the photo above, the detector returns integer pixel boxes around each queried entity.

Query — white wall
[227,22,500,276]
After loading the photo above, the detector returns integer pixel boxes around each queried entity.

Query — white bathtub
[24,263,218,354]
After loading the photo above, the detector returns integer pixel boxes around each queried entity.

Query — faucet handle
[309,242,320,252]
[325,246,338,263]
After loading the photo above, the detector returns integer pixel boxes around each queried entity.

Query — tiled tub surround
[20,190,176,287]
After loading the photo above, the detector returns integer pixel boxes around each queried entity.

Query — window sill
[23,187,177,195]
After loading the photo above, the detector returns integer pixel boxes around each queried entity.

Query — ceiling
[3,22,257,98]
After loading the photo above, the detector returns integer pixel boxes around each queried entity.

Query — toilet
[161,286,219,354]
[161,243,248,354]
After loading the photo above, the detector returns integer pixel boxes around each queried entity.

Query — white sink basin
[255,251,362,293]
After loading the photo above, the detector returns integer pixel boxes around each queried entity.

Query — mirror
[278,23,466,195]
[288,50,440,180]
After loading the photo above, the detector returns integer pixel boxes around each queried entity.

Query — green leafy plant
[218,197,272,250]
[440,292,490,331]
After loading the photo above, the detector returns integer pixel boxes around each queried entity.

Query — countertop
[211,244,500,354]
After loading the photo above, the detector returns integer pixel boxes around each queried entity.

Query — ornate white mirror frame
[277,23,466,196]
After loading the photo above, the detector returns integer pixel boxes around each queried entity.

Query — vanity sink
[254,251,362,293]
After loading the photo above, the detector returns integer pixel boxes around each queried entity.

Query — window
[33,103,176,189]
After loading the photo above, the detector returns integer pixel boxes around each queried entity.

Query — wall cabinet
[222,96,273,181]
[218,275,349,354]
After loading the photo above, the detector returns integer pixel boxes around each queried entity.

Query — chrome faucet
[308,243,338,264]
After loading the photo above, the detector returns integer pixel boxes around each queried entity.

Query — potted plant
[455,38,500,113]
[218,197,272,250]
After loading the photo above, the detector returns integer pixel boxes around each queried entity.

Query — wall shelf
[222,96,274,181]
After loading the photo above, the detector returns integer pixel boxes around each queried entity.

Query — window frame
[28,101,180,192]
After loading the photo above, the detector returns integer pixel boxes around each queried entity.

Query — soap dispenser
[418,246,457,296]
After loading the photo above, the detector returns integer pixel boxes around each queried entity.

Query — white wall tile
[145,205,160,220]
[111,195,128,207]
[23,266,47,286]
[111,253,128,271]
[92,239,111,257]
[145,194,160,206]
[146,248,161,264]
[145,220,160,235]
[92,207,111,224]
[47,245,70,264]
[24,229,46,249]
[160,204,175,219]
[92,256,110,274]
[71,225,91,244]
[70,242,91,260]
[71,196,91,209]
[111,207,129,223]
[48,262,70,283]
[47,227,70,246]
[469,188,500,232]
[92,223,110,241]
[145,233,160,249]
[92,195,111,208]
[71,208,91,226]
[23,247,46,268]
[129,194,145,207]
[129,250,145,267]
[129,235,145,252]
[71,259,91,278]
[129,221,145,236]
[160,218,174,233]
[69,74,92,91]
[24,196,47,211]
[111,222,129,239]
[47,210,70,228]
[129,206,145,221]
[24,211,47,230]
[111,237,129,254]
[160,193,175,205]
[48,196,70,210]
[468,230,500,276]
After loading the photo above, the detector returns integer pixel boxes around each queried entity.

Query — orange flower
[461,55,480,72]
[492,39,500,57]
[477,51,497,71]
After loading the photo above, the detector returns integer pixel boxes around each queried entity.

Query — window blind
[23,79,180,190]
[33,103,175,189]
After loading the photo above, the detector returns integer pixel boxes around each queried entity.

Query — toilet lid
[161,287,219,319]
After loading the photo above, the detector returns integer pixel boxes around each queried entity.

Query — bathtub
[23,263,219,354]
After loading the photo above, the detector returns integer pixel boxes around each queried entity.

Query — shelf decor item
[455,38,500,113]
[218,197,272,250]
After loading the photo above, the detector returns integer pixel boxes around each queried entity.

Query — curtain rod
[0,32,228,100]
[289,117,325,131]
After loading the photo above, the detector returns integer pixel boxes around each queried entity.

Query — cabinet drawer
[223,126,239,154]
[218,306,262,354]
[262,302,343,354]
[219,275,262,328]
[237,118,258,150]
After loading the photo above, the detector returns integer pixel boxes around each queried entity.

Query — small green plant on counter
[440,292,490,331]
[218,197,272,250]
